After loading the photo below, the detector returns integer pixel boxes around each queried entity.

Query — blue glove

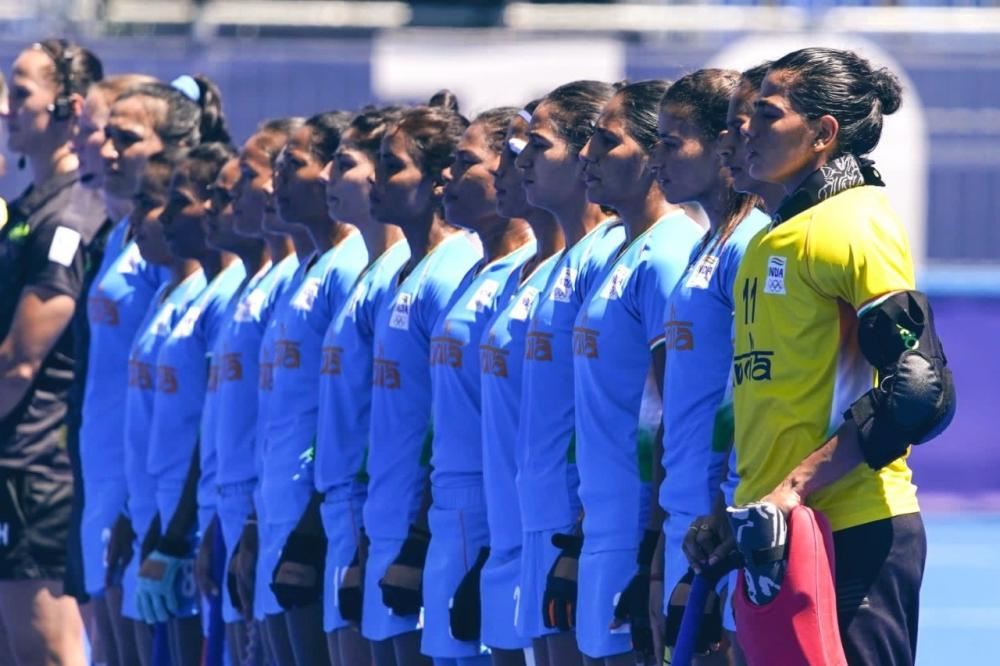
[136,551,190,624]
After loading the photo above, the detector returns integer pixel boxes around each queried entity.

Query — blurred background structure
[0,2,997,661]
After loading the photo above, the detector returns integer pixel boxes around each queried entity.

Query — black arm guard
[845,290,956,470]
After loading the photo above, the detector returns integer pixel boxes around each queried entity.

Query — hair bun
[428,89,460,114]
[873,68,902,115]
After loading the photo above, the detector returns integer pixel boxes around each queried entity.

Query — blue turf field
[918,513,1000,665]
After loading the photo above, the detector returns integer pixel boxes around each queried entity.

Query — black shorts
[834,512,926,666]
[0,468,72,581]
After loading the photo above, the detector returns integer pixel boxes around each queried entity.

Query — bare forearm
[0,355,37,419]
[779,421,864,501]
[648,347,667,530]
[0,291,76,419]
[648,423,666,530]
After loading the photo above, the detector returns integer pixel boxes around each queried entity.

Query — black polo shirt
[0,171,105,476]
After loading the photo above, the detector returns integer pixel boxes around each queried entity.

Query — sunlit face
[650,104,725,206]
[370,127,436,227]
[273,125,327,226]
[160,167,210,261]
[443,122,502,232]
[234,133,278,238]
[718,83,760,195]
[205,158,243,251]
[494,114,533,219]
[6,48,63,155]
[131,165,172,266]
[72,89,110,189]
[322,132,376,226]
[746,72,819,187]
[515,102,585,214]
[579,95,655,209]
[102,96,165,198]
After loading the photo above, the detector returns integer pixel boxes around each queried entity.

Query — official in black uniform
[0,38,105,664]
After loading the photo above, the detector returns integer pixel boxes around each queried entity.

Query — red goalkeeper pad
[733,506,847,666]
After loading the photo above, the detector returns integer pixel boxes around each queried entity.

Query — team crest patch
[764,256,787,295]
[151,304,176,336]
[600,265,632,300]
[292,278,321,310]
[509,286,539,321]
[466,279,500,313]
[550,267,577,303]
[173,305,202,337]
[234,289,267,323]
[389,292,412,330]
[117,243,143,275]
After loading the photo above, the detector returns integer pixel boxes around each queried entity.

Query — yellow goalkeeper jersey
[732,184,920,532]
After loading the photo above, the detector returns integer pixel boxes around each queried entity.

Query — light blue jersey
[515,221,625,533]
[259,234,367,523]
[81,219,166,482]
[429,242,535,489]
[200,355,221,526]
[200,262,271,521]
[314,241,410,493]
[480,253,561,553]
[255,256,305,486]
[148,262,246,522]
[124,271,206,535]
[214,254,300,488]
[574,212,703,552]
[660,209,769,517]
[363,233,482,541]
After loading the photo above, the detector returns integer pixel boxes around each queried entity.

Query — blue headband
[171,75,201,103]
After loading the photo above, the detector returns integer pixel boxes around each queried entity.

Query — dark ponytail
[254,117,305,165]
[192,75,230,145]
[119,73,230,148]
[471,107,520,155]
[33,38,103,98]
[769,47,902,157]
[429,89,460,115]
[304,110,353,164]
[615,79,671,154]
[740,62,771,95]
[177,142,238,199]
[346,106,404,161]
[139,149,183,206]
[662,69,761,247]
[395,91,469,186]
[541,80,616,154]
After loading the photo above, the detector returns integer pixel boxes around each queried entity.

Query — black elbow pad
[845,290,956,470]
